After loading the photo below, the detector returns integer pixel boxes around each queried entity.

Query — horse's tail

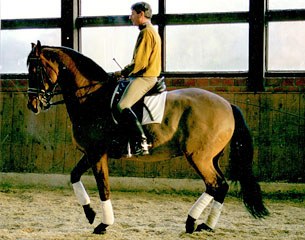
[229,104,269,218]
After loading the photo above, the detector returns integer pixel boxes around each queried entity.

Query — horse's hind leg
[71,154,96,224]
[185,151,229,233]
[195,150,229,232]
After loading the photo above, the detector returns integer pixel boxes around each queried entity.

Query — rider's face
[129,10,142,26]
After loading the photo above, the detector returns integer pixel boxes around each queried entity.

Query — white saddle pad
[142,91,167,125]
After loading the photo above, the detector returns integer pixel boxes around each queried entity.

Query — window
[81,27,139,72]
[0,0,61,74]
[81,0,158,16]
[266,1,305,72]
[1,0,305,81]
[166,24,248,72]
[0,30,61,74]
[166,0,249,13]
[0,0,60,19]
[267,21,305,71]
[268,0,305,10]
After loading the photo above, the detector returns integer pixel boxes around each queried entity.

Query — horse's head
[27,40,60,114]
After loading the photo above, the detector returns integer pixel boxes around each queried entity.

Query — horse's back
[167,88,231,110]
[165,88,233,126]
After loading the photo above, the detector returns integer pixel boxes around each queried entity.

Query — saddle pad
[142,91,167,125]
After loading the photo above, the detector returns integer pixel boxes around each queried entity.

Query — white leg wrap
[188,192,214,220]
[205,200,223,229]
[101,199,114,225]
[72,181,90,206]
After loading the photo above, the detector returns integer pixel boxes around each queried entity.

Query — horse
[26,40,269,234]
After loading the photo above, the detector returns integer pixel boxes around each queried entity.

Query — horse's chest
[72,118,112,144]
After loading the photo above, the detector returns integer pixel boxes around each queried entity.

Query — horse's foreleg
[91,152,114,234]
[71,154,96,224]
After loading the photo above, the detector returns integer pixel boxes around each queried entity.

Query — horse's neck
[59,53,98,93]
[52,49,115,122]
[58,67,115,124]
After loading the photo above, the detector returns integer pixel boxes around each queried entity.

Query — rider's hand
[114,71,122,77]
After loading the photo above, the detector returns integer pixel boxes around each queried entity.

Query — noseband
[27,56,63,110]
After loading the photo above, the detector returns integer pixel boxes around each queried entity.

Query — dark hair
[131,2,152,19]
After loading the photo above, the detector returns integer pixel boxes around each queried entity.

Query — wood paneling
[0,92,304,181]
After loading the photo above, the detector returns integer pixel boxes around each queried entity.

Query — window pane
[0,0,60,19]
[267,21,305,71]
[0,29,61,73]
[81,27,140,72]
[166,24,249,72]
[166,0,249,13]
[81,0,158,16]
[268,0,305,10]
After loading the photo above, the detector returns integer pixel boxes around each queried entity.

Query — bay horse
[26,40,268,234]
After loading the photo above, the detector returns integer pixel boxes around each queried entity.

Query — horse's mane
[44,45,110,82]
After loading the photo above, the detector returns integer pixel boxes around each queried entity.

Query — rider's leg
[117,77,156,155]
[120,107,150,155]
[118,77,157,111]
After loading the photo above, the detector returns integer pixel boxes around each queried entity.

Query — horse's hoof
[196,223,213,232]
[83,204,96,224]
[93,223,108,234]
[185,215,197,234]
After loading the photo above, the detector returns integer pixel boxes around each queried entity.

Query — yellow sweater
[121,23,161,77]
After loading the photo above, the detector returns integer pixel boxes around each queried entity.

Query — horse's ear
[34,40,42,56]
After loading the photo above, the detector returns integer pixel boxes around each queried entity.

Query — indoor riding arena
[0,1,305,240]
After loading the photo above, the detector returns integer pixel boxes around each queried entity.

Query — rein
[28,55,104,107]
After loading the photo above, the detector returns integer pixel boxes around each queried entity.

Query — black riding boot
[120,108,150,155]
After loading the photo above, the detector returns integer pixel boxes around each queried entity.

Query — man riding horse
[113,2,161,156]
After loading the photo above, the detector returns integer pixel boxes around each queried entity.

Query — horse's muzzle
[27,98,41,115]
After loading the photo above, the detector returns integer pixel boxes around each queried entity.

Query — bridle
[27,55,63,111]
[27,54,107,112]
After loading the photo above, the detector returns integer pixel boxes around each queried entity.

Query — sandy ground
[0,184,304,240]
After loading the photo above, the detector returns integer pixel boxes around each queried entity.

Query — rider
[114,2,161,155]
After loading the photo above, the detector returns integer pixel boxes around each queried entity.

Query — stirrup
[133,139,151,156]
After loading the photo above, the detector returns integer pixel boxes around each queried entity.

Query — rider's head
[131,2,152,20]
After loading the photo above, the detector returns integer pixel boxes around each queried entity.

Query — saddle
[109,76,167,158]
[110,76,166,124]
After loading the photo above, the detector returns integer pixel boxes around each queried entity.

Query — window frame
[265,8,305,77]
[1,0,305,91]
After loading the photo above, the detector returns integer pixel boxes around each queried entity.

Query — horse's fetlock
[93,223,108,234]
[185,215,197,234]
[83,204,96,224]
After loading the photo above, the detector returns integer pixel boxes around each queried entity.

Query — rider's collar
[139,22,150,30]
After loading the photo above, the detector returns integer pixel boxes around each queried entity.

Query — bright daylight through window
[0,0,305,74]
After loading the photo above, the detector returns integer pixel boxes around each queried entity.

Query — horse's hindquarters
[158,88,235,157]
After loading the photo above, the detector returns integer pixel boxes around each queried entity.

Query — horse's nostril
[27,101,38,113]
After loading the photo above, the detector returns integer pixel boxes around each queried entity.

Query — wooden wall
[0,78,304,182]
